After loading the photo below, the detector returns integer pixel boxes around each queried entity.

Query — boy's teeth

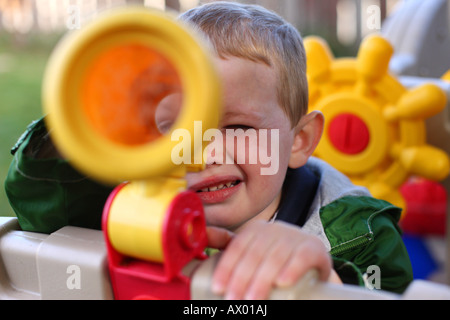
[199,180,238,192]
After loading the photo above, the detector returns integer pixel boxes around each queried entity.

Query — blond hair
[179,1,308,128]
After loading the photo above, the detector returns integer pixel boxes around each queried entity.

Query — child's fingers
[206,226,234,250]
[275,237,332,287]
[243,238,294,299]
[222,234,270,299]
[328,269,343,284]
[222,226,288,299]
[211,221,334,300]
[242,223,331,299]
[211,226,256,296]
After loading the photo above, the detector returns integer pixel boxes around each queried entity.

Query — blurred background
[0,0,402,218]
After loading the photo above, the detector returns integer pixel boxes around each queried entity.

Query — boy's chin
[204,207,246,231]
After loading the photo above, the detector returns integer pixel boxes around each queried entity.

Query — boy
[4,1,413,299]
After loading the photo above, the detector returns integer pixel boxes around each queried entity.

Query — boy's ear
[289,110,324,169]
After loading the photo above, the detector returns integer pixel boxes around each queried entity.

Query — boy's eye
[156,120,174,134]
[223,125,253,131]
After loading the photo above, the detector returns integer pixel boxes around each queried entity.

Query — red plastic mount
[102,183,208,300]
[328,113,370,155]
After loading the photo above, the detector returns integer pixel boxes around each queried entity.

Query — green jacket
[4,118,113,233]
[323,196,411,293]
[4,118,413,294]
[277,158,413,294]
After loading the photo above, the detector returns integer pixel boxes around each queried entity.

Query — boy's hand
[207,221,334,300]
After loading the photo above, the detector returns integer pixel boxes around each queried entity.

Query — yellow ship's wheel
[443,69,450,82]
[305,35,449,210]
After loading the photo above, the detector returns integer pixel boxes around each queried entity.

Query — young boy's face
[185,57,298,232]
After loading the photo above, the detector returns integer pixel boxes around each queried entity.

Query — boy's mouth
[196,180,240,193]
[189,177,242,204]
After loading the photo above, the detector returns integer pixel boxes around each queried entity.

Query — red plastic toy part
[102,184,208,300]
[328,113,370,155]
[400,178,447,236]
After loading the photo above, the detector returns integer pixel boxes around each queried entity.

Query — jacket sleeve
[4,118,113,233]
[321,196,414,294]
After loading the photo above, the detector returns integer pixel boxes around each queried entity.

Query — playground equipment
[2,6,450,300]
[305,0,450,283]
[1,215,450,299]
[304,34,449,212]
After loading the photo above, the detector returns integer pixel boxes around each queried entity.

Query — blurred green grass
[0,34,59,217]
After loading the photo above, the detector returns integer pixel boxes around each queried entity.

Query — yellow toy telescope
[43,7,221,299]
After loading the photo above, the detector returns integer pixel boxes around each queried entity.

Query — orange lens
[81,43,182,146]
